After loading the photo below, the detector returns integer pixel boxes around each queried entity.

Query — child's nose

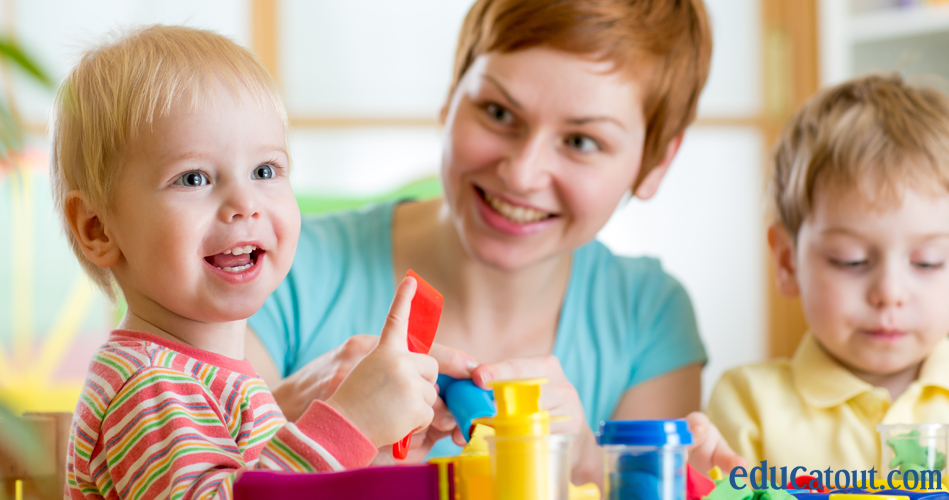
[867,264,906,309]
[220,180,261,222]
[496,133,553,194]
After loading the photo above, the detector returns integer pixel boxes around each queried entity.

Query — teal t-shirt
[250,201,707,456]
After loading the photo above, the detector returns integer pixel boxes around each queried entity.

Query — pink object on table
[233,464,442,500]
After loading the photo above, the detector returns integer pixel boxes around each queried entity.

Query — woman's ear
[633,133,684,200]
[768,222,800,297]
[64,191,121,268]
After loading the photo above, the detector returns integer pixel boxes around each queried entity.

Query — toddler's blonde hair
[50,25,287,300]
[772,73,949,239]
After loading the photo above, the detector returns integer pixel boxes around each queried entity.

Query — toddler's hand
[686,412,747,476]
[326,277,439,448]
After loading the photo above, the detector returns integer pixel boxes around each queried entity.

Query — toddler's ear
[768,223,800,297]
[633,134,683,200]
[65,191,121,268]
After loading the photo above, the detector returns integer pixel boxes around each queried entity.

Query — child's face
[107,86,300,325]
[784,183,949,376]
[440,47,674,271]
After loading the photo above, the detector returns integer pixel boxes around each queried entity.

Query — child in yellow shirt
[706,74,949,478]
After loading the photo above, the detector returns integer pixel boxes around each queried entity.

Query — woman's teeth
[222,245,257,255]
[483,192,552,223]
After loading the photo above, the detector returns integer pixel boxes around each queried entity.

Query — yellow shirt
[707,334,949,472]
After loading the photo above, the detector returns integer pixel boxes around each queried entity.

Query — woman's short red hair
[448,0,713,184]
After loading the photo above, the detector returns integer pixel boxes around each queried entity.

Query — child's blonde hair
[50,25,287,300]
[772,73,949,239]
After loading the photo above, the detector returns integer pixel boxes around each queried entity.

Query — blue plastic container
[597,420,692,500]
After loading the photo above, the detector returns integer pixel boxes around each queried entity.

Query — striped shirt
[65,330,377,500]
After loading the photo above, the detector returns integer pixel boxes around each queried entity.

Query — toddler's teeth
[223,249,232,255]
[232,247,245,256]
[243,245,253,253]
[220,263,253,273]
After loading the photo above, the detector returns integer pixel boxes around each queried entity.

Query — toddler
[706,74,949,475]
[55,26,438,499]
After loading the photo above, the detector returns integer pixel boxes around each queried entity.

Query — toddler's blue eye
[253,164,275,180]
[175,171,209,187]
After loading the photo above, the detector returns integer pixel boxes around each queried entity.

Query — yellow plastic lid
[480,378,550,438]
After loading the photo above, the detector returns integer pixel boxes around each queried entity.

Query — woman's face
[441,47,651,271]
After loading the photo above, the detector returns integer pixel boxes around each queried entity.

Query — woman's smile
[473,185,560,236]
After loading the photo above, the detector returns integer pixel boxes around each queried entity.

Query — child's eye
[914,261,944,270]
[830,258,868,269]
[174,171,209,187]
[564,134,601,153]
[485,103,514,125]
[252,164,275,180]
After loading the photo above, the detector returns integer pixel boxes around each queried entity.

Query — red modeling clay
[686,464,715,500]
[393,269,444,460]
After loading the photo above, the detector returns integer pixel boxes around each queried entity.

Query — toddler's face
[792,184,949,376]
[107,85,300,325]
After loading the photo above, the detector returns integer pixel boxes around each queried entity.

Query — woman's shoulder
[572,240,689,313]
[558,241,705,403]
[565,239,702,351]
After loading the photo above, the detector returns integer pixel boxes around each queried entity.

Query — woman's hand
[270,334,379,422]
[271,337,477,422]
[472,356,599,485]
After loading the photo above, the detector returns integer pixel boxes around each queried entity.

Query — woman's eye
[565,134,600,153]
[174,171,209,187]
[914,261,944,270]
[485,103,514,125]
[253,164,275,180]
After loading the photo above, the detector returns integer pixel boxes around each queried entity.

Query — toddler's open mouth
[205,244,263,273]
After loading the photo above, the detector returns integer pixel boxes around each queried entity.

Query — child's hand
[686,412,747,476]
[326,277,439,448]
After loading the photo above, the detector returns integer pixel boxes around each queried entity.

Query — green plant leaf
[0,36,53,88]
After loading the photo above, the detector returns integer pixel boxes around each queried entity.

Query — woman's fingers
[430,398,457,432]
[451,427,466,446]
[471,355,585,437]
[472,354,564,388]
[429,342,478,378]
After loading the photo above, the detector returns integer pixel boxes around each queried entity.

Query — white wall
[278,0,768,403]
[4,0,768,406]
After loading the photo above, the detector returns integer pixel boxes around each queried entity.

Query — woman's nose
[496,133,552,194]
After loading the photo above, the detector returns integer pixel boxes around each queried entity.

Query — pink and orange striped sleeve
[67,359,376,500]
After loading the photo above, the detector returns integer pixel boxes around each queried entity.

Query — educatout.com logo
[729,461,943,490]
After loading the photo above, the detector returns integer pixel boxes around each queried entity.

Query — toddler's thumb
[378,276,417,349]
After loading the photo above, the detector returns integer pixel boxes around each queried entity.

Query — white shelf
[850,3,949,43]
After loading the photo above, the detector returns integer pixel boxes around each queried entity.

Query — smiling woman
[247,0,715,484]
